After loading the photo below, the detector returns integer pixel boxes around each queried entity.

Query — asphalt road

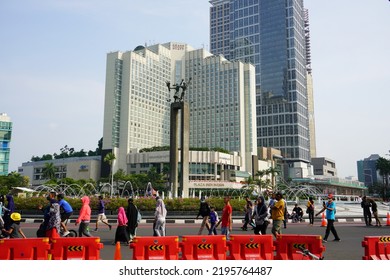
[19,220,390,260]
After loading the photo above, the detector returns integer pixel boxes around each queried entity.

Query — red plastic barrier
[49,237,103,260]
[0,238,51,260]
[227,234,274,260]
[130,236,180,260]
[274,234,325,260]
[180,235,227,260]
[362,236,390,260]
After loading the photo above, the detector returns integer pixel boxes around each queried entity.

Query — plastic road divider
[362,236,390,260]
[227,234,274,260]
[130,236,180,260]
[180,235,227,260]
[0,238,51,260]
[49,237,103,260]
[274,234,325,260]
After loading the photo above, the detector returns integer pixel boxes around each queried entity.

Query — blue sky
[1,0,389,178]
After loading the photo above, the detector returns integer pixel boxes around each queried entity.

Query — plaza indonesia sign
[189,181,243,189]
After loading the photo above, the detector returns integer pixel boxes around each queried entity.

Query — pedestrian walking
[306,197,315,225]
[94,195,112,232]
[196,196,211,235]
[126,197,140,241]
[208,206,219,235]
[270,192,285,238]
[114,206,130,245]
[154,197,167,236]
[316,194,340,243]
[216,196,232,240]
[252,196,269,235]
[241,196,255,231]
[75,196,92,237]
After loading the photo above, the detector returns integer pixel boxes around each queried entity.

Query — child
[208,206,219,235]
[1,212,26,238]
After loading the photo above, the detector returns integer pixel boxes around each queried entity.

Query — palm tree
[104,152,116,196]
[376,157,390,199]
[42,162,56,180]
[267,167,280,190]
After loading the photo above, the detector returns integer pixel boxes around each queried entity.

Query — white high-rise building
[102,42,256,175]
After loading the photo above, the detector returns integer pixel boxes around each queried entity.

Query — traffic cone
[386,213,390,226]
[114,241,121,260]
[321,212,327,227]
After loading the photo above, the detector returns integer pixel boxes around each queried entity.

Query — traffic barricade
[130,236,180,260]
[274,234,325,260]
[227,234,274,260]
[362,236,390,260]
[180,235,227,260]
[49,237,104,260]
[0,238,51,260]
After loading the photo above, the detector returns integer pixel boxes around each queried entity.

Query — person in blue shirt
[316,194,341,242]
[57,193,73,236]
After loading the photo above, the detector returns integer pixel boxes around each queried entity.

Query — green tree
[376,157,390,199]
[104,152,116,190]
[42,162,56,180]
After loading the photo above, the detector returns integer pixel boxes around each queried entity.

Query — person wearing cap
[316,194,341,242]
[1,212,26,238]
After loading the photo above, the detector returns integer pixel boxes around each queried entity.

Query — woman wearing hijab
[45,199,61,238]
[252,196,269,235]
[3,194,15,230]
[126,198,139,242]
[154,197,167,236]
[114,207,130,244]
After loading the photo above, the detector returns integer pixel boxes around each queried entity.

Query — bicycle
[60,218,77,237]
[296,244,324,260]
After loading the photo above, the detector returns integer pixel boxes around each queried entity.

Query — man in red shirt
[218,196,232,240]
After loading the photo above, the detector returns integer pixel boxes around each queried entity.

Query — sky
[1,0,389,179]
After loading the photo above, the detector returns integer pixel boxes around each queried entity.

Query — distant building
[311,157,337,177]
[102,42,257,178]
[0,113,12,176]
[357,154,381,187]
[18,156,101,186]
[209,0,314,165]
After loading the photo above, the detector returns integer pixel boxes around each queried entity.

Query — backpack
[200,202,211,217]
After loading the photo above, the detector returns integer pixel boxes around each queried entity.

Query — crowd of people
[0,191,386,243]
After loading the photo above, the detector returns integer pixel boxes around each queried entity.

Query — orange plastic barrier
[227,234,274,260]
[130,236,180,260]
[362,236,390,260]
[0,238,51,260]
[274,234,325,260]
[49,237,103,260]
[180,235,227,260]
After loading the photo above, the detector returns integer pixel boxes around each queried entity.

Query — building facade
[311,157,337,177]
[0,113,12,176]
[102,42,257,175]
[18,156,101,186]
[209,0,314,169]
[357,154,381,187]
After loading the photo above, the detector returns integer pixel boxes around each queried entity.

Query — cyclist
[57,193,73,236]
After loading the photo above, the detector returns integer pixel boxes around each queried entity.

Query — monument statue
[166,78,192,102]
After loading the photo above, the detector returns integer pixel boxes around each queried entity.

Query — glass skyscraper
[210,0,312,164]
[0,113,12,175]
